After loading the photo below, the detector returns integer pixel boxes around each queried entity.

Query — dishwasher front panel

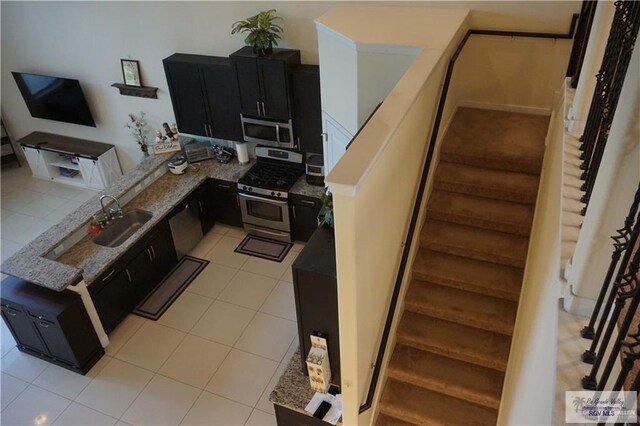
[168,199,203,260]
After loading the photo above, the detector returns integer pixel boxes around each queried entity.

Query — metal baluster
[583,214,640,363]
[582,184,640,339]
[581,1,640,214]
[597,247,640,390]
[582,245,640,390]
[568,1,599,86]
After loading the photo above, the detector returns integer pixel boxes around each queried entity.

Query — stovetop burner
[238,163,303,192]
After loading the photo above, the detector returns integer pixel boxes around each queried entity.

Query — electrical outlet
[53,244,65,255]
[134,184,143,193]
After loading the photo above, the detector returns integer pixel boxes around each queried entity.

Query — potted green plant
[231,9,283,56]
[317,187,334,229]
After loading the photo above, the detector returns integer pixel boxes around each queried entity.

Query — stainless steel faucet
[99,194,123,222]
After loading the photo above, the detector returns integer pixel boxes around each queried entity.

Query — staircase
[376,107,548,425]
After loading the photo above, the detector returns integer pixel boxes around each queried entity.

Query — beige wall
[1,1,580,173]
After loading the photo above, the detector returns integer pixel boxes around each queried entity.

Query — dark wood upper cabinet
[230,46,300,121]
[291,65,322,154]
[163,58,209,137]
[163,54,243,141]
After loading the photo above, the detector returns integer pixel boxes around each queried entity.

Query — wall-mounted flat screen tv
[12,72,96,127]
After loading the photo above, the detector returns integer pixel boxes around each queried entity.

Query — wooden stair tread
[388,344,504,410]
[427,190,534,236]
[379,379,498,426]
[434,161,539,204]
[420,220,530,268]
[413,249,523,301]
[376,413,418,426]
[397,311,511,371]
[405,280,517,335]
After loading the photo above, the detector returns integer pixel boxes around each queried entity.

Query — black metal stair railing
[567,0,599,88]
[580,183,640,392]
[579,0,640,216]
[582,184,640,340]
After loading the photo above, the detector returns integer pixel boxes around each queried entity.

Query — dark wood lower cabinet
[90,218,177,334]
[291,194,322,242]
[291,228,340,384]
[208,178,243,227]
[0,276,104,374]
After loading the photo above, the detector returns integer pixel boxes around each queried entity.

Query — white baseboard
[563,284,596,318]
[458,100,551,116]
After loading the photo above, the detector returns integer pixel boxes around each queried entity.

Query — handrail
[358,13,579,414]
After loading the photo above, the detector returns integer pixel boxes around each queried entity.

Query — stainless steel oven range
[237,147,304,242]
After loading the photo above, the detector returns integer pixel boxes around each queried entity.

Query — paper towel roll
[235,141,249,164]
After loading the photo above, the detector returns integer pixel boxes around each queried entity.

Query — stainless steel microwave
[240,115,295,149]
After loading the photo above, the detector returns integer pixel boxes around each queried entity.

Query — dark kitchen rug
[133,255,209,320]
[234,234,292,263]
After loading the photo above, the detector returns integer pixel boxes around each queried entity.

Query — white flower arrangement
[125,112,150,155]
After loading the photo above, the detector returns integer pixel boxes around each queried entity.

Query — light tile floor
[0,164,303,425]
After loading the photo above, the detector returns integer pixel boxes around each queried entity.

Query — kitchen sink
[93,209,153,248]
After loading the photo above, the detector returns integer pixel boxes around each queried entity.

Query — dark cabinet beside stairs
[230,47,300,120]
[90,219,177,334]
[1,276,104,374]
[291,65,323,154]
[163,54,243,141]
[292,227,340,384]
[291,194,322,243]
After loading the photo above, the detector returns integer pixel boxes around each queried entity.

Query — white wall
[0,1,334,171]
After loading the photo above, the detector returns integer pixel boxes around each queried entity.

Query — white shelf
[48,159,81,171]
[52,174,85,188]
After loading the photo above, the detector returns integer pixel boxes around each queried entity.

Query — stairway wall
[497,88,564,425]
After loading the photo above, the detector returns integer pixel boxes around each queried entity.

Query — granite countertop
[1,153,324,291]
[270,348,341,425]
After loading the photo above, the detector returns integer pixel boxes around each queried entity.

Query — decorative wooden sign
[152,140,181,154]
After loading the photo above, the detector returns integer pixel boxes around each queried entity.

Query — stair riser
[434,180,536,205]
[387,368,501,410]
[419,238,527,268]
[411,270,521,301]
[379,405,435,426]
[396,335,508,372]
[404,300,514,336]
[440,152,541,175]
[426,208,532,237]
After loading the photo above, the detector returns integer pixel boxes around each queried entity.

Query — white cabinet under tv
[20,132,122,190]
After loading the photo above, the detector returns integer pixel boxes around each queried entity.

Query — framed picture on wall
[121,59,142,87]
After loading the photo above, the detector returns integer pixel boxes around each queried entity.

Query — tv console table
[19,132,122,190]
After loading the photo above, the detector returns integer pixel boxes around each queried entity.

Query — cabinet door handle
[102,270,116,282]
[261,102,266,116]
[147,247,153,262]
[204,124,209,137]
[39,322,49,328]
[256,101,261,116]
[300,200,317,206]
[321,133,328,141]
[297,137,301,147]
[292,205,296,219]
[208,124,213,136]
[217,184,231,189]
[6,310,16,316]
[125,269,132,282]
[150,245,156,261]
[198,200,203,213]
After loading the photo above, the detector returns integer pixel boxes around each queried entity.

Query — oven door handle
[240,193,288,205]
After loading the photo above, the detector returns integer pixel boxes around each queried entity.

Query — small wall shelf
[111,83,158,99]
